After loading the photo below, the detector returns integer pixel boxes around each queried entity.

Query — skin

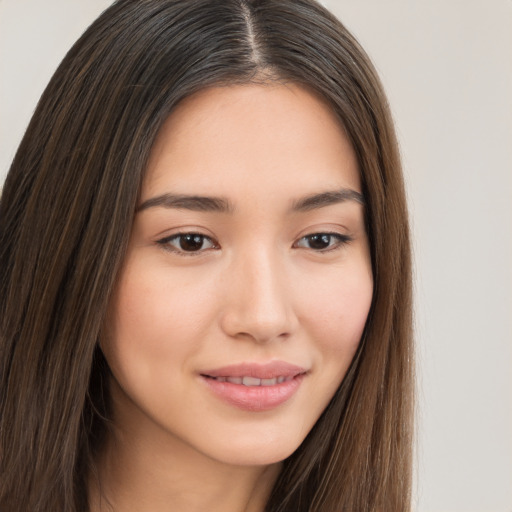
[94,83,373,512]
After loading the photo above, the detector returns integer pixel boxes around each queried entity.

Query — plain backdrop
[1,1,511,511]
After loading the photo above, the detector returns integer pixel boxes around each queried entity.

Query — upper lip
[201,361,307,379]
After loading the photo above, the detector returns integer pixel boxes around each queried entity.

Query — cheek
[102,261,216,380]
[302,263,373,359]
[292,262,373,438]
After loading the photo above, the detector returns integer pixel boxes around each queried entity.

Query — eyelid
[293,231,353,252]
[156,230,220,256]
[153,225,353,256]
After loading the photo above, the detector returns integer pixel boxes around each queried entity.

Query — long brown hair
[0,1,413,510]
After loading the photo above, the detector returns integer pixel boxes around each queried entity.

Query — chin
[199,424,310,467]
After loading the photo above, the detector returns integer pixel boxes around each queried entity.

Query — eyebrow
[291,189,364,211]
[137,194,234,213]
[136,188,364,214]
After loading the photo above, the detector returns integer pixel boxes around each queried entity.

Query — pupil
[180,234,203,251]
[309,234,330,249]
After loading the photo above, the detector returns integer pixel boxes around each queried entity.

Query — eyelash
[293,232,352,252]
[156,233,219,255]
[156,231,352,256]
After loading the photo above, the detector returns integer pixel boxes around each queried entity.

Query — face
[102,83,373,467]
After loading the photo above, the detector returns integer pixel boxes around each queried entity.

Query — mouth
[202,375,296,386]
[200,361,307,412]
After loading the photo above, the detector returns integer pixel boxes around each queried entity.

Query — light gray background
[1,1,511,511]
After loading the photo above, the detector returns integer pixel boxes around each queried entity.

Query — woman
[0,0,414,511]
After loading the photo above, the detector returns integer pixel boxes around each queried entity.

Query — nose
[219,247,297,343]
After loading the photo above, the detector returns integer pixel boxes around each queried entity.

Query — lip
[202,361,306,379]
[200,361,307,412]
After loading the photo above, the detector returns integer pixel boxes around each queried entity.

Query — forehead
[143,83,360,202]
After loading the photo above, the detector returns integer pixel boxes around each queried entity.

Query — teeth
[213,375,293,386]
[242,376,261,386]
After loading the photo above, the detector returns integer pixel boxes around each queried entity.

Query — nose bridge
[220,243,295,342]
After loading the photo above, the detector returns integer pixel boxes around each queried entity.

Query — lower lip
[201,374,305,412]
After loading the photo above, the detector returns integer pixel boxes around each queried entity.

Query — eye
[157,233,218,254]
[294,232,351,251]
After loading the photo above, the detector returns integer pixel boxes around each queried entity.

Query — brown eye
[294,233,351,251]
[178,234,207,251]
[158,233,217,254]
[305,234,331,250]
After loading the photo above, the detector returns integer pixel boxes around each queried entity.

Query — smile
[206,375,295,386]
[200,361,307,412]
